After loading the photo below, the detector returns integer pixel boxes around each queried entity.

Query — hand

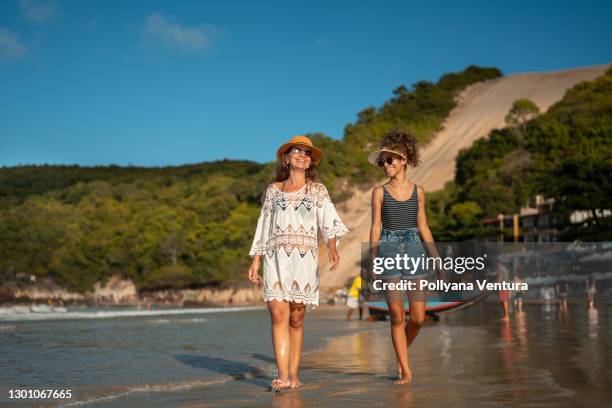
[436,266,447,281]
[328,248,340,272]
[368,246,380,281]
[248,257,261,284]
[369,260,379,283]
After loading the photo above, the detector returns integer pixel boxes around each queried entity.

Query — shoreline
[0,276,266,309]
[79,302,612,407]
[1,301,610,407]
[2,293,609,309]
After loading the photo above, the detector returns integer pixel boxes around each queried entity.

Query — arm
[416,185,434,243]
[316,184,349,272]
[368,186,383,280]
[248,185,273,284]
[248,255,262,284]
[369,186,383,257]
[417,185,447,281]
[327,237,339,272]
[416,185,442,265]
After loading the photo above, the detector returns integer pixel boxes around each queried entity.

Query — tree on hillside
[505,98,540,133]
[0,66,506,291]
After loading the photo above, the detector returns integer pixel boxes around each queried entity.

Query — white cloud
[143,12,219,51]
[18,0,59,23]
[0,28,27,62]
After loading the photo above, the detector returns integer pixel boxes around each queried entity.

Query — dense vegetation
[429,66,612,241]
[0,161,274,291]
[4,65,609,292]
[313,65,503,186]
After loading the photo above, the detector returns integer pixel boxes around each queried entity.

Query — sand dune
[319,64,609,290]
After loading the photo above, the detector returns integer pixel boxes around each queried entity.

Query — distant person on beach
[586,275,596,308]
[556,279,570,311]
[540,286,555,303]
[247,136,349,391]
[368,129,439,384]
[346,275,363,320]
[513,275,525,313]
[497,261,511,321]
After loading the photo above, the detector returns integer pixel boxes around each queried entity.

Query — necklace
[387,180,411,188]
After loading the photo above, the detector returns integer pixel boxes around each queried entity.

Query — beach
[1,301,610,407]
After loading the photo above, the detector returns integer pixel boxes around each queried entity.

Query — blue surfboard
[365,291,488,314]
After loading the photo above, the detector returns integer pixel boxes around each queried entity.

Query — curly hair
[380,128,421,168]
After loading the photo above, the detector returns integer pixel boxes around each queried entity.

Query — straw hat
[276,135,323,165]
[367,147,407,165]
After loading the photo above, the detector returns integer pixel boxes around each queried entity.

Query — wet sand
[97,302,611,407]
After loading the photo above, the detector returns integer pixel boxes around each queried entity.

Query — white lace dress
[249,181,349,310]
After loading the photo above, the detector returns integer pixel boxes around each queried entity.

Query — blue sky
[0,0,610,167]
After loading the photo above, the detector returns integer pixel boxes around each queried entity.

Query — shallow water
[0,305,374,407]
[1,302,610,407]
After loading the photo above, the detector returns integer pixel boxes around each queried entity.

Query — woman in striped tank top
[368,129,438,384]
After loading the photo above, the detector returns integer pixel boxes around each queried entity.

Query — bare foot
[289,377,304,388]
[270,378,292,392]
[395,354,408,378]
[393,361,412,384]
[394,372,412,384]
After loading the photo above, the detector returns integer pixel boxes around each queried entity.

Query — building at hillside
[483,195,611,242]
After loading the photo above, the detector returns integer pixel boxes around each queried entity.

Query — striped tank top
[381,183,419,229]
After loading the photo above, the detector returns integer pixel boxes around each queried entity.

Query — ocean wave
[148,317,210,324]
[55,378,228,407]
[0,305,265,322]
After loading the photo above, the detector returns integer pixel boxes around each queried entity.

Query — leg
[384,286,411,384]
[267,300,291,390]
[359,305,363,320]
[500,301,510,320]
[500,290,510,320]
[288,302,306,388]
[405,289,426,349]
[346,308,353,320]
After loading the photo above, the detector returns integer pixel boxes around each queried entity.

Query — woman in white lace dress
[248,135,348,391]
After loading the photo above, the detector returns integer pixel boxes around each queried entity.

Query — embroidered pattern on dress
[267,224,318,258]
[250,182,348,310]
[272,183,329,210]
[264,279,319,305]
[321,218,349,241]
[275,195,316,211]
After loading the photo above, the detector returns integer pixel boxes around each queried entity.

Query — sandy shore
[82,302,611,408]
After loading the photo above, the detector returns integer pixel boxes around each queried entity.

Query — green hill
[1,65,509,292]
[428,66,612,241]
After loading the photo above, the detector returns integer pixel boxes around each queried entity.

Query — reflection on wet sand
[99,303,611,407]
[297,303,609,407]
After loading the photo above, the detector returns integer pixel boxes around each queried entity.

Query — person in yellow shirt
[346,275,363,320]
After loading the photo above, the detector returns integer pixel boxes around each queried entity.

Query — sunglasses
[377,156,397,167]
[290,146,313,157]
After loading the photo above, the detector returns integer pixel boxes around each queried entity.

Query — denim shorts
[376,228,429,280]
